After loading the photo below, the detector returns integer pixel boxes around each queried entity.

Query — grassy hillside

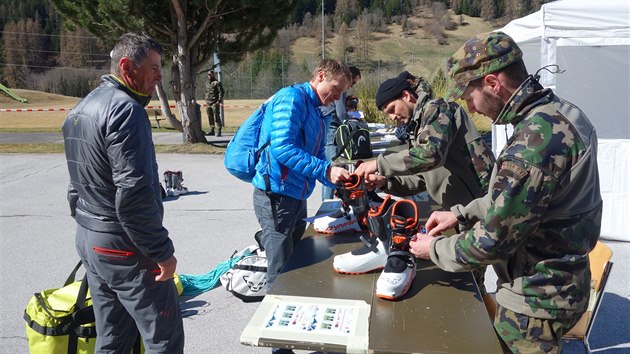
[294,13,496,79]
[1,11,496,135]
[294,12,495,132]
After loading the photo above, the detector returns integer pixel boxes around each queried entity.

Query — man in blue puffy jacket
[252,59,353,293]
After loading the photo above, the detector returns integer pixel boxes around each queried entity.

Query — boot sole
[333,266,384,275]
[315,229,363,235]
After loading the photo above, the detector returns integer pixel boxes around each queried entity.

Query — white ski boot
[376,199,419,300]
[314,173,370,234]
[333,195,395,274]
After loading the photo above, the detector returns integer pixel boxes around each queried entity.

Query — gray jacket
[63,75,174,263]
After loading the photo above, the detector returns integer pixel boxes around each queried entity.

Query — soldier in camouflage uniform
[353,75,496,299]
[393,71,432,142]
[410,32,602,353]
[205,71,224,136]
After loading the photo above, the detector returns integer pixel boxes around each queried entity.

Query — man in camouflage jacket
[353,75,496,298]
[354,75,495,217]
[205,70,224,136]
[393,71,433,142]
[410,32,602,353]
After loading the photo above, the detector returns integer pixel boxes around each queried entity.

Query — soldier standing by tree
[205,71,224,136]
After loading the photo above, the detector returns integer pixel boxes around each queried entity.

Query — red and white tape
[0,108,69,112]
[1,103,255,112]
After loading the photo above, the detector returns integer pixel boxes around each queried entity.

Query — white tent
[495,0,630,241]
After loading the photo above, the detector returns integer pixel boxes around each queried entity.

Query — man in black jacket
[62,33,184,353]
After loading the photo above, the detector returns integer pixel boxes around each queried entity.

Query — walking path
[0,140,628,353]
[0,131,229,145]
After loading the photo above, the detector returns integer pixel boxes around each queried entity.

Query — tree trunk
[177,99,206,143]
[172,0,207,144]
[155,81,182,132]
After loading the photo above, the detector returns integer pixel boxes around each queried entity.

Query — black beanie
[397,71,412,80]
[375,76,411,110]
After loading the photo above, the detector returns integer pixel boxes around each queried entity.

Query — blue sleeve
[268,91,330,183]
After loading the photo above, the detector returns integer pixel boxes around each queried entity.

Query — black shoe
[216,129,222,137]
[206,128,214,136]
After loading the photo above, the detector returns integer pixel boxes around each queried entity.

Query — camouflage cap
[446,31,522,100]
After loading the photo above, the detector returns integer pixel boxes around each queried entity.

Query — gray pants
[75,224,184,354]
[253,188,307,286]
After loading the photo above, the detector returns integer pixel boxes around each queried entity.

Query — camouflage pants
[493,304,581,353]
[206,102,221,129]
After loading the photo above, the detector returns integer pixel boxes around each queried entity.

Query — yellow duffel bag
[24,261,183,354]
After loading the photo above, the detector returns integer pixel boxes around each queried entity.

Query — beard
[478,87,505,121]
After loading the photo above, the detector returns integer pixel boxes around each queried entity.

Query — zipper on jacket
[302,116,325,199]
[93,246,134,257]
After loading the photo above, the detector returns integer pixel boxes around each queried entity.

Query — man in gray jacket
[62,33,184,353]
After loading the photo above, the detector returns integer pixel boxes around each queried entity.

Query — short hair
[497,59,528,88]
[346,95,359,110]
[311,59,352,83]
[348,65,361,80]
[110,33,163,74]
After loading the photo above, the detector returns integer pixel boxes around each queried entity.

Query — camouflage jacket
[205,78,224,105]
[378,92,496,209]
[432,77,603,320]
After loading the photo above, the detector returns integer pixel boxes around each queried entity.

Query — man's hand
[364,174,387,191]
[354,160,378,178]
[425,211,458,236]
[155,255,177,282]
[409,232,433,259]
[328,166,351,184]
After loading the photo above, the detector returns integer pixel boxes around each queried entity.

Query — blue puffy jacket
[252,82,334,200]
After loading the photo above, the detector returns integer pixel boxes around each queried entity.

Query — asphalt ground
[1,132,628,353]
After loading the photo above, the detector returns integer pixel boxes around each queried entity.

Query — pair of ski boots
[333,196,421,300]
[313,174,371,234]
[163,170,189,197]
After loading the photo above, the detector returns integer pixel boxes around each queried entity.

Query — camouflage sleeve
[218,82,224,101]
[377,100,457,176]
[431,157,553,271]
[469,136,495,193]
[458,106,495,194]
[204,81,212,102]
[451,192,492,227]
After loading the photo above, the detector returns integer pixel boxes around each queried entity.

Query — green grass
[0,144,66,153]
[0,127,62,133]
[0,142,227,154]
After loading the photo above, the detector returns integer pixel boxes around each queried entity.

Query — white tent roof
[502,0,630,45]
[495,0,630,241]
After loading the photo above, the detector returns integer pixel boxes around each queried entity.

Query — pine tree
[49,0,297,144]
[334,22,351,62]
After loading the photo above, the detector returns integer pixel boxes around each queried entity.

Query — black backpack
[333,119,372,161]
